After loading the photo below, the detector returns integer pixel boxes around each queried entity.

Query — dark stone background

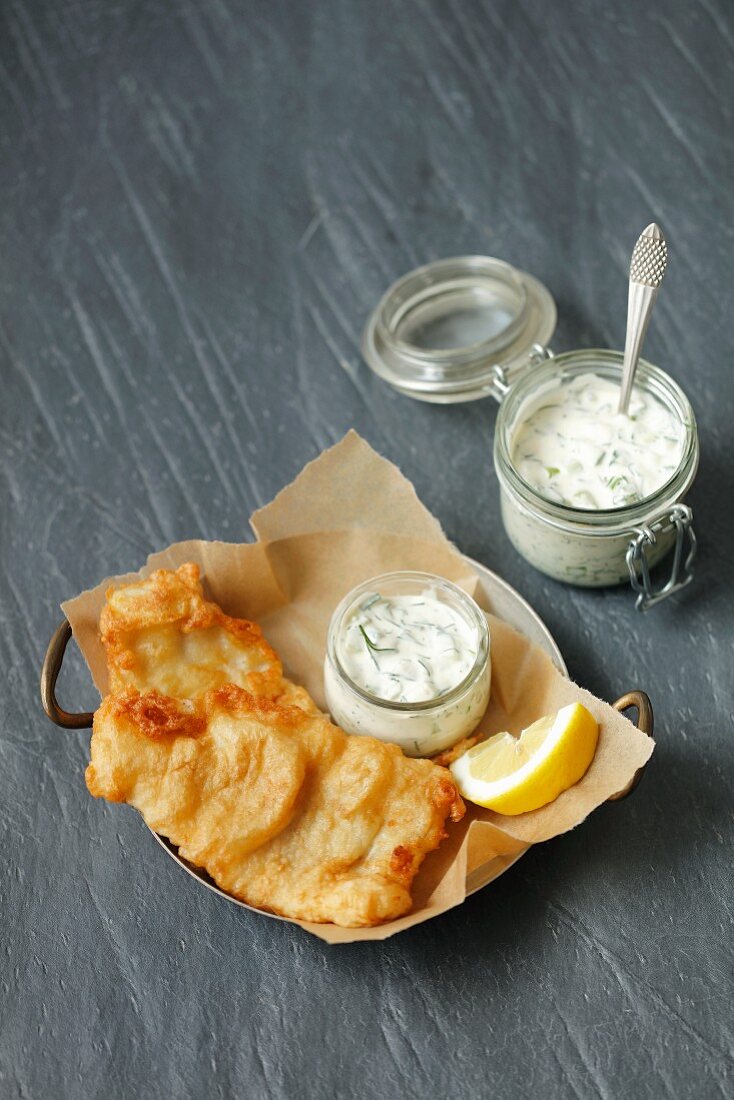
[1,2,732,1097]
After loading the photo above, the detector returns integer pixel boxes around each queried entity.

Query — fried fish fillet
[100,563,286,701]
[88,683,463,925]
[87,566,464,926]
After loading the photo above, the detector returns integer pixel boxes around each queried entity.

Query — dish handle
[608,690,653,800]
[40,620,94,730]
[40,619,654,801]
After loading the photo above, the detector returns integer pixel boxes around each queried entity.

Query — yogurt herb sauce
[511,373,685,510]
[339,589,477,704]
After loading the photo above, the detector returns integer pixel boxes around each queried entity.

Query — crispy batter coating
[88,567,465,927]
[88,687,308,867]
[432,731,484,768]
[88,684,463,925]
[100,563,284,700]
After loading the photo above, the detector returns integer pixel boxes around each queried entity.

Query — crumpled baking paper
[62,431,654,943]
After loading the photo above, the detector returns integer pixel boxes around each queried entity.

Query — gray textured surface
[1,1,733,1097]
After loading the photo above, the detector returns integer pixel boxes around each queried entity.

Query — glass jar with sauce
[494,350,698,601]
[324,571,491,757]
[362,257,699,609]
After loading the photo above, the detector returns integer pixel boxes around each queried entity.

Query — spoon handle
[618,223,668,415]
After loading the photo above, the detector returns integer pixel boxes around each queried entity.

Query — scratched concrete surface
[1,1,732,1097]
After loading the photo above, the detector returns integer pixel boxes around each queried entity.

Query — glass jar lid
[362,255,556,403]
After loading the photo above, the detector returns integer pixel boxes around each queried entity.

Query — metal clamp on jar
[362,252,699,610]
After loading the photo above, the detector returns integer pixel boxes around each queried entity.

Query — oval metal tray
[40,556,653,922]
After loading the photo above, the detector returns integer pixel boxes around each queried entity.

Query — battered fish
[100,563,285,701]
[87,566,465,927]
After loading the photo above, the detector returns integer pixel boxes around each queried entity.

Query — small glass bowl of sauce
[324,572,490,757]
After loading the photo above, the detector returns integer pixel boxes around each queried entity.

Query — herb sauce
[511,373,686,510]
[339,589,477,703]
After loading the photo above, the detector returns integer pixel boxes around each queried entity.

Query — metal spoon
[618,223,668,415]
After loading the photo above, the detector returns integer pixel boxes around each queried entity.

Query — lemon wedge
[449,702,599,815]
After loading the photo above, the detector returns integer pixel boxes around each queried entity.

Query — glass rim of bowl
[494,349,699,532]
[326,570,490,713]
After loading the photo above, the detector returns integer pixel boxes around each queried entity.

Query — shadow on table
[229,711,730,981]
[312,729,732,972]
[436,730,731,951]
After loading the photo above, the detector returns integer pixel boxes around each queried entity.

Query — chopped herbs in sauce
[511,373,685,510]
[340,589,478,704]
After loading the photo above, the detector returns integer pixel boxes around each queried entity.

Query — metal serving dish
[40,557,653,919]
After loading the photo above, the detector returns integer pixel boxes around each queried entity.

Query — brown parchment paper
[62,431,654,944]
